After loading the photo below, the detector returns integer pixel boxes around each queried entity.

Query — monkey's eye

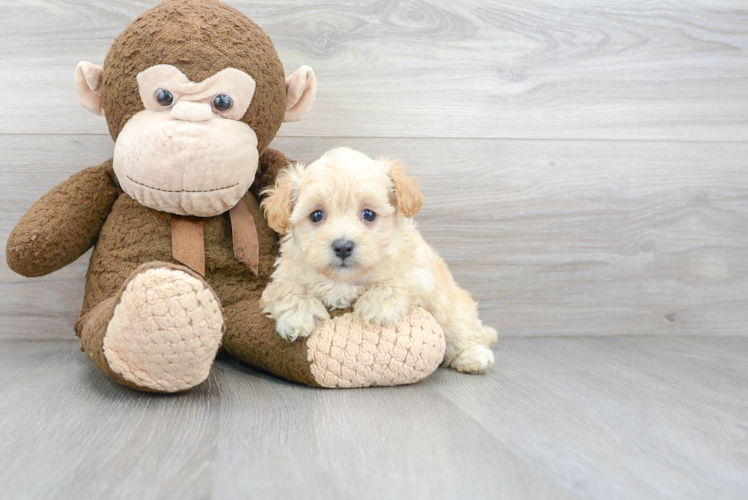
[155,89,174,107]
[212,94,233,112]
[310,210,325,223]
[362,209,376,222]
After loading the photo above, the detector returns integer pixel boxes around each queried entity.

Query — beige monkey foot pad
[306,308,446,388]
[103,268,223,392]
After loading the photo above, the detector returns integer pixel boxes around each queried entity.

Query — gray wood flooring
[3,135,747,339]
[1,0,747,339]
[1,337,747,500]
[3,0,748,141]
[1,1,747,498]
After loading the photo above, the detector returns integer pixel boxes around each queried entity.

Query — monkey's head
[74,0,316,217]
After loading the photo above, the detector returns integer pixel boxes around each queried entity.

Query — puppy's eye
[212,94,233,112]
[155,89,174,107]
[362,209,376,222]
[310,210,325,223]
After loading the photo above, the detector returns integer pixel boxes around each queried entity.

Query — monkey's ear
[386,159,424,218]
[74,62,105,116]
[260,163,305,234]
[284,66,317,123]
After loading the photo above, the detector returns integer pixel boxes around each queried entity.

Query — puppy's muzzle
[332,239,355,261]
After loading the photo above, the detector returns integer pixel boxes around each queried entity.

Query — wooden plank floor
[2,135,747,338]
[1,0,747,339]
[2,1,748,499]
[2,0,748,141]
[1,337,747,500]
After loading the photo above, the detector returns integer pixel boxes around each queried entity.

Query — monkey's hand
[6,160,119,277]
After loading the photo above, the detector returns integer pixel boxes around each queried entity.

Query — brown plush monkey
[6,0,445,392]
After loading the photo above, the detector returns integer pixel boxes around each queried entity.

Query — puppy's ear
[386,159,424,218]
[261,163,304,234]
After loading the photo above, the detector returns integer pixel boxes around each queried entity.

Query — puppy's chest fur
[308,278,369,310]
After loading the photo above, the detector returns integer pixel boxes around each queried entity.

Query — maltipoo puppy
[260,147,497,373]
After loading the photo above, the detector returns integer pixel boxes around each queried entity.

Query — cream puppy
[260,147,497,373]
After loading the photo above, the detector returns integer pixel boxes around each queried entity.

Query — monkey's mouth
[126,175,239,193]
[112,108,260,217]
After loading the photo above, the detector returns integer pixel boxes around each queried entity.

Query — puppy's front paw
[274,298,330,342]
[353,287,410,326]
[449,345,494,374]
[353,297,410,326]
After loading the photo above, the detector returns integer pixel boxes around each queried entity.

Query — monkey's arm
[6,160,120,277]
[250,148,294,197]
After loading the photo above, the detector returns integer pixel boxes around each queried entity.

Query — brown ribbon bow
[171,198,259,277]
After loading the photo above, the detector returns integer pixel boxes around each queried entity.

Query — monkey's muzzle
[113,110,259,217]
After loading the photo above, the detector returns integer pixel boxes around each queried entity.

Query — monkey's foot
[103,267,223,392]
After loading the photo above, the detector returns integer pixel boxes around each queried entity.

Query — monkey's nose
[171,101,213,122]
[332,240,355,260]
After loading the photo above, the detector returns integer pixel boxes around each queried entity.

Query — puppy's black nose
[332,239,355,260]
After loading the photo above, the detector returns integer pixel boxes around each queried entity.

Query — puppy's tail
[481,325,498,346]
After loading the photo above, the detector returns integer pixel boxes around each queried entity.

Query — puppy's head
[261,147,423,281]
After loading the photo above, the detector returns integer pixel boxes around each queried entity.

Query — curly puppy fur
[260,147,497,373]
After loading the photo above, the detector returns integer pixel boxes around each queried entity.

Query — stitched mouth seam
[126,175,239,193]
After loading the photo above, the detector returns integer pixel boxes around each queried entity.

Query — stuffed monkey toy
[6,0,445,392]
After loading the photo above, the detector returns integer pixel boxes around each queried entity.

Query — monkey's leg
[76,262,224,392]
[222,295,446,388]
